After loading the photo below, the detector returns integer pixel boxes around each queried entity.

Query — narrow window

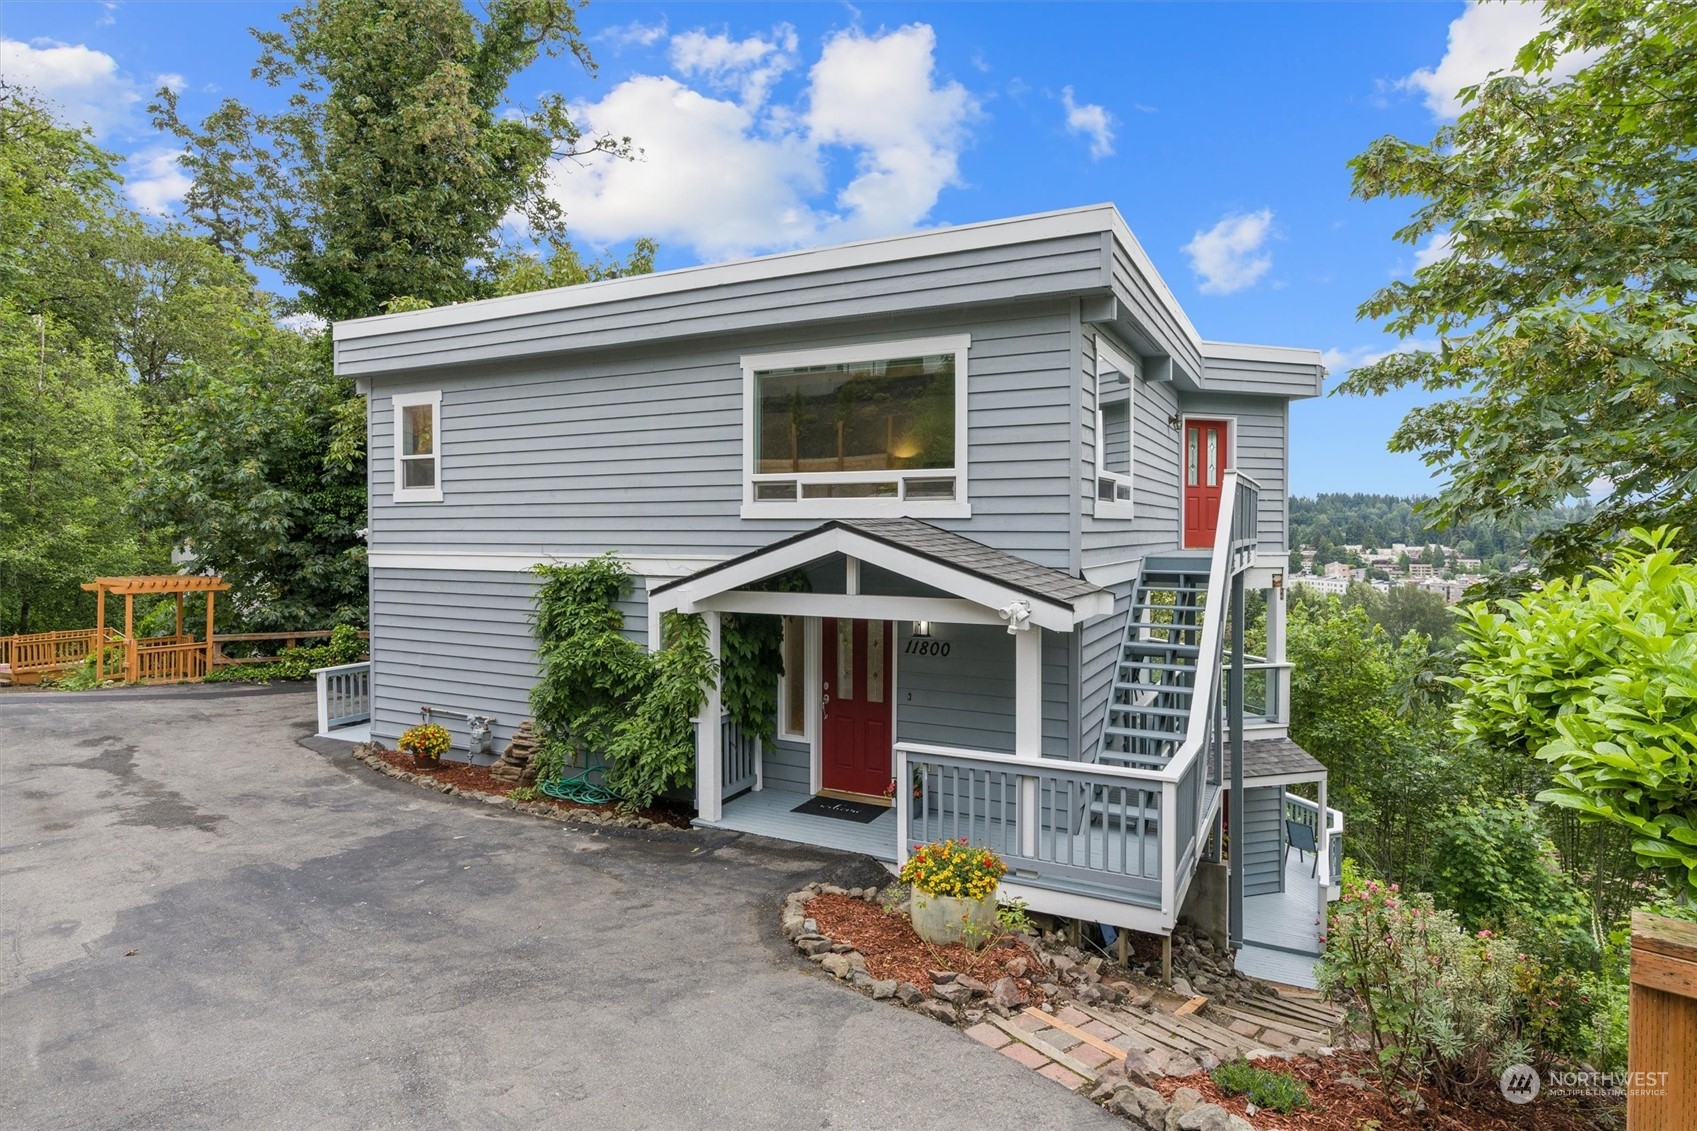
[1094,336,1135,514]
[780,616,808,739]
[392,390,443,503]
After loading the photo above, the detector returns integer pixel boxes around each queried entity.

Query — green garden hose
[540,762,621,805]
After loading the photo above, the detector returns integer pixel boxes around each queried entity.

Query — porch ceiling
[652,519,1114,631]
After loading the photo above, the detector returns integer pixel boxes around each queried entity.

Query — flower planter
[909,889,998,949]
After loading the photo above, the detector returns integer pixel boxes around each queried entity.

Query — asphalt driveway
[0,684,1119,1130]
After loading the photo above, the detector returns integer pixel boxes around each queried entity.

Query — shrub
[899,839,1005,901]
[1319,876,1528,1095]
[1208,1060,1308,1114]
[203,624,367,682]
[398,723,451,761]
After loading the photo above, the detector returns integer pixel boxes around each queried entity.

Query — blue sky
[3,1,1566,497]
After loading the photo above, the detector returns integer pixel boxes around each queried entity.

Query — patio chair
[1284,818,1319,877]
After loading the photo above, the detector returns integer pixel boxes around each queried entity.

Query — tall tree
[153,0,637,322]
[144,0,650,629]
[1343,0,1697,573]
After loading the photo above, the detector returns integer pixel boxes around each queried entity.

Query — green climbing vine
[527,555,798,808]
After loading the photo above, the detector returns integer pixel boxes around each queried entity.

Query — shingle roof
[651,518,1103,608]
[1242,736,1327,782]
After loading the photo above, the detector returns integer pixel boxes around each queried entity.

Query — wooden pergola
[81,575,231,683]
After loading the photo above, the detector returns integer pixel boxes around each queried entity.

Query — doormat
[792,795,887,824]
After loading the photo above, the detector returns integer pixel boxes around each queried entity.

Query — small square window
[392,391,443,502]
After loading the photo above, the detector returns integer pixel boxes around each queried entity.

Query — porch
[670,473,1263,938]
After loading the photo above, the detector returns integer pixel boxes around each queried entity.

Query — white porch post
[697,610,724,822]
[1315,774,1330,887]
[1015,626,1042,856]
[1267,583,1289,724]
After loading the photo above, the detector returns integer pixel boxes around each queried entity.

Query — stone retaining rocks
[351,744,668,831]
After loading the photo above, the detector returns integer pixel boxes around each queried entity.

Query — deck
[695,787,898,861]
[1235,850,1329,988]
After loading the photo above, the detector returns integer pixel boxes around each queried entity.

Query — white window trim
[777,615,815,742]
[1094,334,1136,520]
[740,334,972,520]
[392,390,443,503]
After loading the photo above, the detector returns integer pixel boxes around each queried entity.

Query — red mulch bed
[805,893,1051,1004]
[1154,1051,1618,1131]
[366,746,691,828]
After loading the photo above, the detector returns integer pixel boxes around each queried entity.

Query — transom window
[1095,335,1136,517]
[742,335,970,518]
[392,390,443,503]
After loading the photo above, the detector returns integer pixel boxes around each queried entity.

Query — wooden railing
[313,662,371,733]
[130,641,208,683]
[1629,912,1695,1129]
[213,630,369,666]
[1,628,126,682]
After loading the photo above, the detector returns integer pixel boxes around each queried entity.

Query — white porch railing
[1283,792,1343,886]
[313,661,371,734]
[718,713,762,796]
[1233,654,1293,727]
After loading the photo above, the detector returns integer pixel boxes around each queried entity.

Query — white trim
[391,390,443,503]
[369,551,724,576]
[1093,332,1137,521]
[1200,340,1324,365]
[1084,559,1144,588]
[696,591,1009,626]
[740,334,971,520]
[806,617,822,795]
[1224,771,1325,790]
[697,611,724,822]
[777,615,809,743]
[1177,414,1238,548]
[337,207,1128,340]
[664,526,1099,632]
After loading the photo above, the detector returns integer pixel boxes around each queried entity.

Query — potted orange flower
[399,722,451,766]
[899,838,1006,948]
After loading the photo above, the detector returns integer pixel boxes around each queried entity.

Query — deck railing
[312,661,371,734]
[1284,792,1343,886]
[719,713,761,796]
[1,628,122,676]
[130,640,208,683]
[1232,654,1293,727]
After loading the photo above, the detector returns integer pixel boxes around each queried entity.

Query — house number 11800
[904,639,951,656]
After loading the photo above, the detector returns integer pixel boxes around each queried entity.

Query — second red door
[1183,419,1230,549]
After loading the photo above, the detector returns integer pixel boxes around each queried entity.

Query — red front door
[1183,419,1230,549]
[821,619,893,796]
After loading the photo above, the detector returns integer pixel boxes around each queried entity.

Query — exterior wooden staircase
[1100,557,1214,772]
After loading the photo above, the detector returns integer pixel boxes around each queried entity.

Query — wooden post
[1628,911,1696,1130]
[123,593,135,682]
[1161,935,1173,986]
[94,587,105,678]
[204,589,216,679]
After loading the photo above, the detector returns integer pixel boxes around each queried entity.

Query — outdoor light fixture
[912,620,932,638]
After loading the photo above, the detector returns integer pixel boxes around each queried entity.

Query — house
[330,204,1341,984]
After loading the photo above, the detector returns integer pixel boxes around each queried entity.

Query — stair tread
[1104,725,1187,740]
[1107,704,1192,718]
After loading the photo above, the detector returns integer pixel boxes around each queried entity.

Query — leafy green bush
[1208,1060,1308,1114]
[602,611,716,806]
[1453,527,1697,900]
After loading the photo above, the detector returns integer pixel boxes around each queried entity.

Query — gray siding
[369,566,645,751]
[1177,393,1289,554]
[1081,327,1185,573]
[765,736,810,792]
[1109,239,1205,382]
[892,622,1071,758]
[1241,786,1286,897]
[367,303,1078,569]
[340,233,1108,378]
[1202,349,1323,398]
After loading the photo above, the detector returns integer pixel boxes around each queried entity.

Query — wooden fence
[1628,911,1695,1129]
[3,627,367,685]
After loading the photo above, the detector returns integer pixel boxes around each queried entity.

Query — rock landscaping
[353,743,686,829]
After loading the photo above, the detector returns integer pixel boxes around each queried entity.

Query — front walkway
[697,787,898,861]
[1235,851,1329,988]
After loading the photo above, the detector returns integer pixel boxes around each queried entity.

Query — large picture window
[742,336,970,517]
[1095,335,1135,518]
[392,390,442,503]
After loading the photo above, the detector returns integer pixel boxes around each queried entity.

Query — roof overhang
[651,522,1113,633]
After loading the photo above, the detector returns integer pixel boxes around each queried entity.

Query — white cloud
[277,312,329,335]
[98,3,118,27]
[1413,231,1456,269]
[125,148,191,215]
[669,25,797,108]
[156,72,187,94]
[1401,1,1598,120]
[547,23,978,261]
[1060,86,1114,159]
[1320,339,1438,376]
[1182,209,1275,295]
[600,18,668,50]
[2,37,142,136]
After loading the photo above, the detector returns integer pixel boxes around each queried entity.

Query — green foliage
[1208,1061,1308,1114]
[507,785,541,802]
[603,612,716,807]
[995,898,1034,935]
[1319,878,1532,1094]
[152,0,638,322]
[527,557,715,808]
[42,653,115,692]
[1291,493,1587,574]
[201,624,366,682]
[132,326,368,631]
[1340,1,1697,572]
[1453,528,1697,900]
[719,572,809,744]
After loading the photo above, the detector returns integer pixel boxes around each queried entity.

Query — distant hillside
[1290,493,1594,570]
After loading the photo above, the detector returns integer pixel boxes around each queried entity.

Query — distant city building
[1292,575,1352,597]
